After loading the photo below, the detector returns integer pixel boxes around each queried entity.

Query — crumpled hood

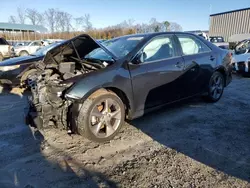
[0,55,43,66]
[43,34,116,64]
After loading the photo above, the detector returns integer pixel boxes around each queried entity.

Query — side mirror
[132,51,146,64]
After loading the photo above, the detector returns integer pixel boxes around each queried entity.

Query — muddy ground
[0,75,249,188]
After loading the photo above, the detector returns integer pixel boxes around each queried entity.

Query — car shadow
[130,97,250,182]
[0,92,118,188]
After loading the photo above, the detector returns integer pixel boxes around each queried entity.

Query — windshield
[85,36,144,61]
[31,42,63,56]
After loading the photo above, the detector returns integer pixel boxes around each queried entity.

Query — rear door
[128,34,186,111]
[175,34,215,97]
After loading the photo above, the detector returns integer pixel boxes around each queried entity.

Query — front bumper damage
[23,34,114,133]
[25,68,75,131]
[26,96,73,131]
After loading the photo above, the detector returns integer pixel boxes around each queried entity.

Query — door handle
[210,56,215,61]
[175,62,184,68]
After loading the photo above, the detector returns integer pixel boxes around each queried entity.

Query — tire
[19,51,29,56]
[0,53,3,62]
[76,89,125,142]
[204,72,224,102]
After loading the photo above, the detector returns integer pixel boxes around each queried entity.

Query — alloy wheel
[210,74,224,100]
[89,98,122,138]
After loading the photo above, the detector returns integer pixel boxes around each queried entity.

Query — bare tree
[8,16,17,24]
[74,17,84,31]
[149,17,161,32]
[64,13,72,32]
[44,8,57,33]
[26,8,43,25]
[55,11,65,32]
[55,11,72,32]
[73,14,92,32]
[82,14,93,31]
[17,7,26,24]
[169,22,183,31]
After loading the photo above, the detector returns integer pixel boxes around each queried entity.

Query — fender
[65,66,135,115]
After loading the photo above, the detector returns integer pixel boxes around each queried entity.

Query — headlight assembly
[0,65,20,72]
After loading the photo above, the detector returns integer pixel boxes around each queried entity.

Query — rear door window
[176,35,211,55]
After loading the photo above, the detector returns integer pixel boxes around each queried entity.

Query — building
[0,22,47,41]
[209,7,250,42]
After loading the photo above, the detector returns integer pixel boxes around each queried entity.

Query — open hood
[43,34,117,64]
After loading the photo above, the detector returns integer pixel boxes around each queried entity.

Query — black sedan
[0,41,64,87]
[24,32,233,142]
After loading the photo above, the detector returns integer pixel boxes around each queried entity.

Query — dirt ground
[0,75,250,188]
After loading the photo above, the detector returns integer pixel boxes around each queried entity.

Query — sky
[0,0,250,31]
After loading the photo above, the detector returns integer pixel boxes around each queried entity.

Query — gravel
[0,75,249,188]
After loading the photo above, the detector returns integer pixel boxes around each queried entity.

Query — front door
[128,34,186,111]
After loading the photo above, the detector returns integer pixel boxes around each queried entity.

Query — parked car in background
[0,41,64,86]
[41,39,64,45]
[14,40,42,56]
[0,37,15,61]
[22,32,232,142]
[209,36,229,49]
[232,38,250,76]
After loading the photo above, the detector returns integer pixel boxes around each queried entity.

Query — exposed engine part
[59,62,75,74]
[25,36,112,132]
[26,60,105,131]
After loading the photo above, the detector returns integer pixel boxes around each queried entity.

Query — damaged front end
[25,35,115,132]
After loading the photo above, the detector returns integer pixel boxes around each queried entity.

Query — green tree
[154,25,160,32]
[164,21,170,31]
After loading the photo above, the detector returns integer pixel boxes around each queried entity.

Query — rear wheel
[76,89,125,142]
[205,72,224,102]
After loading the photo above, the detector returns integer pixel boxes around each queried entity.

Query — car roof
[113,32,197,40]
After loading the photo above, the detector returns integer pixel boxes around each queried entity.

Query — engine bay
[25,36,112,131]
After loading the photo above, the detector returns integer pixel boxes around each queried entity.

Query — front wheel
[205,72,224,102]
[76,89,125,142]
